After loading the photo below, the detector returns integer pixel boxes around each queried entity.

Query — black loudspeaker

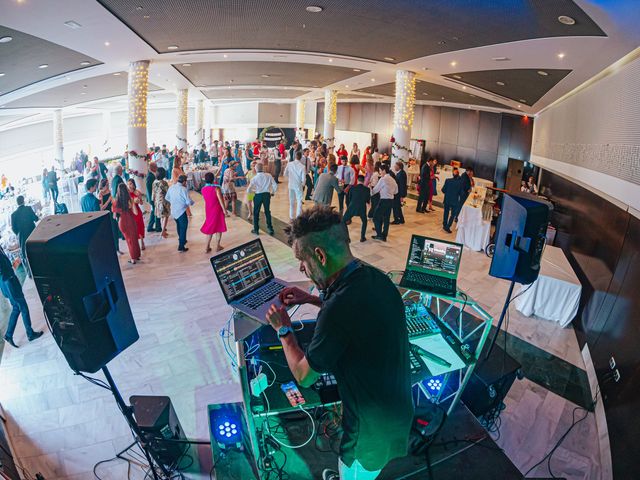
[461,344,521,418]
[26,212,139,373]
[489,194,552,285]
[130,396,187,466]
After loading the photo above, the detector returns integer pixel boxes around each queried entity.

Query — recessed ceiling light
[113,72,121,76]
[370,78,375,82]
[80,61,91,66]
[223,54,228,58]
[496,81,505,86]
[143,15,150,19]
[65,76,71,80]
[306,6,323,13]
[469,94,476,97]
[261,74,270,78]
[537,70,548,76]
[328,58,333,62]
[136,5,143,10]
[519,99,527,103]
[492,56,510,61]
[384,57,395,62]
[353,68,361,72]
[462,86,466,90]
[517,104,521,108]
[453,74,462,79]
[104,41,110,46]
[450,61,457,67]
[182,63,191,67]
[558,15,576,25]
[422,67,429,71]
[345,85,349,88]
[0,73,4,77]
[81,92,87,95]
[557,52,565,59]
[167,45,178,50]
[38,64,48,69]
[422,92,428,95]
[64,20,82,29]
[441,96,445,100]
[0,36,13,43]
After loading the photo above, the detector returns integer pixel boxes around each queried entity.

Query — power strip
[251,373,269,397]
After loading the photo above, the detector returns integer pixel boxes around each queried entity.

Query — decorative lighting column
[296,99,306,143]
[53,109,64,168]
[391,70,416,165]
[195,99,204,147]
[176,89,188,151]
[323,90,337,148]
[127,60,150,191]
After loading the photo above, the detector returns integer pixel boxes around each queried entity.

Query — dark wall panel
[475,149,499,184]
[439,108,460,145]
[457,110,480,148]
[477,111,501,153]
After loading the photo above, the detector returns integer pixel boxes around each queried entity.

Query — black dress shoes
[28,331,44,342]
[372,235,387,242]
[3,335,19,348]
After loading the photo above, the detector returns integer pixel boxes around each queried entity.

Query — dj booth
[208,276,523,479]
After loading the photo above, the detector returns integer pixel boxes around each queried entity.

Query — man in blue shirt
[1,244,43,348]
[165,174,194,252]
[80,179,101,212]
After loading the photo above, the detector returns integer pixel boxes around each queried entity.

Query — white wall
[532,52,640,211]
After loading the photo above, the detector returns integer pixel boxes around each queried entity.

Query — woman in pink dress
[200,171,228,253]
[127,178,146,250]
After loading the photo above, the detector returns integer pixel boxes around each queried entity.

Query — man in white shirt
[248,163,277,235]
[165,174,194,252]
[371,148,380,164]
[371,164,398,242]
[336,155,355,214]
[284,151,307,219]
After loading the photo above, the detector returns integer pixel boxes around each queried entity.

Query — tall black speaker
[26,211,139,373]
[489,194,552,285]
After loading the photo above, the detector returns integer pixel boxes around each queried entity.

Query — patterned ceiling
[98,0,604,62]
[0,25,101,96]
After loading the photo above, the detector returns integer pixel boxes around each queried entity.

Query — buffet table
[515,245,582,327]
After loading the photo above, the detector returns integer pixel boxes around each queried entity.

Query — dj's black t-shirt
[306,261,413,471]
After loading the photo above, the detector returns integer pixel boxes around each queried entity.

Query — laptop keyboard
[404,270,453,292]
[239,282,285,309]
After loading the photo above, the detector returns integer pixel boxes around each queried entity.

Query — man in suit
[47,166,59,203]
[1,244,43,348]
[302,147,314,200]
[145,162,161,232]
[416,158,432,213]
[441,168,465,233]
[10,196,38,278]
[111,164,125,198]
[392,161,407,224]
[455,166,475,221]
[312,164,341,207]
[343,175,371,242]
[197,144,208,164]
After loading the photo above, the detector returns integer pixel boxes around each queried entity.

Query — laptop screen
[210,239,274,303]
[406,235,463,279]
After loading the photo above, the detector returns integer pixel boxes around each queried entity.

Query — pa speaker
[130,396,187,466]
[26,211,139,373]
[489,194,552,285]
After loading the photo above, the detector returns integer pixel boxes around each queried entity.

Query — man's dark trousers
[147,204,161,232]
[1,275,35,339]
[392,195,404,223]
[305,174,313,200]
[175,212,188,250]
[343,208,367,241]
[373,198,393,239]
[416,184,430,212]
[443,202,459,230]
[253,192,273,233]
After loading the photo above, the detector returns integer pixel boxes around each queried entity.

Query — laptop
[210,239,292,324]
[400,235,463,296]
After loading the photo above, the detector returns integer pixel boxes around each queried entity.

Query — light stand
[484,279,516,360]
[101,366,171,479]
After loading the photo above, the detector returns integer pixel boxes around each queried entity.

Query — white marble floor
[0,181,602,479]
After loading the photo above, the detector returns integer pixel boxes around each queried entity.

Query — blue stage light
[424,375,445,393]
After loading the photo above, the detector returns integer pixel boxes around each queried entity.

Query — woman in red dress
[113,183,141,264]
[127,178,146,250]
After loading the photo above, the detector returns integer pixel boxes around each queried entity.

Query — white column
[323,90,337,149]
[176,89,188,151]
[127,60,150,191]
[391,70,416,165]
[296,99,306,142]
[194,99,204,147]
[53,109,64,168]
[205,104,212,148]
[102,111,112,156]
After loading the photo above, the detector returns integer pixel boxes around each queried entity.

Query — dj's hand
[279,287,316,306]
[266,304,291,331]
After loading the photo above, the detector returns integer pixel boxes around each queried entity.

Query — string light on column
[325,90,337,126]
[178,90,188,127]
[128,62,149,129]
[393,70,416,132]
[296,99,306,130]
[53,109,63,147]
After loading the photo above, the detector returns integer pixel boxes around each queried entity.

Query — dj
[266,206,413,480]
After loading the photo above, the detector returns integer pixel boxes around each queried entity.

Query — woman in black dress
[99,178,122,254]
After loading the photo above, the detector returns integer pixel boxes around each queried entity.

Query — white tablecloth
[455,205,490,251]
[515,245,582,327]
